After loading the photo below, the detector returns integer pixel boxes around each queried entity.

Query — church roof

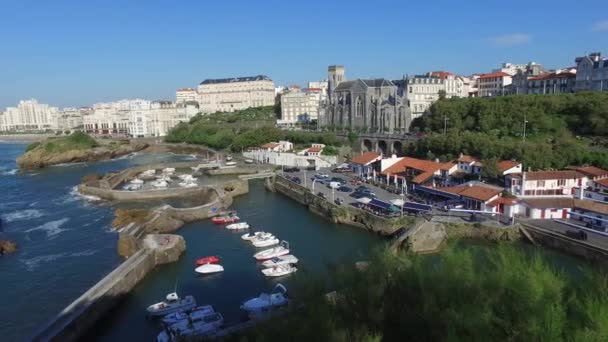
[334,78,395,91]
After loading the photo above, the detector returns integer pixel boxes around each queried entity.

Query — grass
[26,131,98,154]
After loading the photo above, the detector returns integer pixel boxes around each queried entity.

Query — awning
[415,186,460,199]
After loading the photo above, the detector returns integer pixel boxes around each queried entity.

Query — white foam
[1,168,17,175]
[60,185,102,204]
[3,209,45,222]
[20,249,98,271]
[25,218,70,238]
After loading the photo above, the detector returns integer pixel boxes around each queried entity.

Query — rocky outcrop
[17,142,148,170]
[0,240,17,255]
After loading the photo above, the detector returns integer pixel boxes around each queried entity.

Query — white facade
[56,107,86,131]
[0,99,60,131]
[508,171,586,197]
[477,72,512,97]
[279,89,322,124]
[493,62,536,76]
[243,150,336,169]
[175,88,198,103]
[405,72,468,119]
[574,52,608,92]
[197,75,275,113]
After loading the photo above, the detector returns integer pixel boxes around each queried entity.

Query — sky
[0,0,607,109]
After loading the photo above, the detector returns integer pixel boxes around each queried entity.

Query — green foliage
[32,131,98,154]
[321,146,339,156]
[189,106,277,125]
[347,132,359,145]
[225,244,608,341]
[25,142,40,152]
[481,157,501,180]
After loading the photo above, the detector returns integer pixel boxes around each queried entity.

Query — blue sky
[0,0,607,109]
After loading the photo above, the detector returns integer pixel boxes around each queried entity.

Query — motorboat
[146,293,197,317]
[244,159,254,164]
[240,284,289,316]
[195,256,220,266]
[226,222,250,230]
[161,305,216,325]
[248,233,276,243]
[241,231,272,241]
[253,241,290,261]
[157,310,223,342]
[252,236,279,248]
[140,169,156,178]
[261,255,299,268]
[262,264,298,277]
[156,175,172,183]
[195,264,224,274]
[162,167,176,173]
[211,214,239,224]
[151,180,168,188]
[178,174,196,181]
[122,183,142,191]
[224,161,237,167]
[226,155,233,161]
[130,178,144,184]
[178,181,198,188]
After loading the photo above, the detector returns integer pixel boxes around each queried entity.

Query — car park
[327,181,341,189]
[330,177,347,185]
[315,172,329,179]
[291,177,302,184]
[337,186,352,192]
[284,167,300,172]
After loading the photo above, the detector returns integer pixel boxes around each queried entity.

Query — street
[520,219,608,251]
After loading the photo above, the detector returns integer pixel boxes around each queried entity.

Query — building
[453,154,522,180]
[324,65,410,133]
[435,185,503,211]
[197,75,275,113]
[56,107,86,131]
[574,52,608,92]
[570,199,608,230]
[526,69,576,95]
[477,72,512,97]
[520,197,572,219]
[404,71,469,119]
[303,144,325,156]
[569,166,608,202]
[279,88,323,125]
[0,99,60,131]
[509,63,547,94]
[176,88,198,103]
[507,170,586,197]
[349,152,382,179]
[259,141,293,152]
[493,62,540,76]
[380,156,456,187]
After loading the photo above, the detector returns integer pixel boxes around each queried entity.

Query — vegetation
[407,92,608,170]
[225,244,608,341]
[321,146,339,156]
[188,106,277,125]
[25,131,97,154]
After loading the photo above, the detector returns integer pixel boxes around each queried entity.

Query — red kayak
[195,256,220,266]
[211,215,240,224]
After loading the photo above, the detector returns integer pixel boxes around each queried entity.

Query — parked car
[316,172,329,179]
[284,167,300,173]
[352,192,376,199]
[291,177,302,184]
[327,181,341,189]
[337,186,353,192]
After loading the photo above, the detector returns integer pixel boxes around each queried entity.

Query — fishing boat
[252,236,279,248]
[195,256,220,266]
[261,264,298,277]
[161,305,216,325]
[146,293,197,317]
[211,213,239,224]
[195,264,224,274]
[253,241,290,261]
[261,255,299,268]
[244,159,254,164]
[241,231,272,241]
[240,284,289,316]
[130,178,144,184]
[157,310,224,342]
[226,222,250,230]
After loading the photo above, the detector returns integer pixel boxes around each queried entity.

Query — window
[537,180,545,187]
[557,179,566,186]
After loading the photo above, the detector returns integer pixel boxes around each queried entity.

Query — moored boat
[195,256,220,266]
[252,236,279,248]
[211,214,239,224]
[261,264,298,277]
[130,178,144,184]
[157,310,223,342]
[241,231,272,241]
[161,304,215,325]
[261,255,299,268]
[195,264,224,274]
[146,292,197,317]
[240,284,289,317]
[253,241,290,261]
[226,222,250,230]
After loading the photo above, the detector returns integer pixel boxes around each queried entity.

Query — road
[520,218,608,251]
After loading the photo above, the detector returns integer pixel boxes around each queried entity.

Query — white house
[520,197,572,219]
[570,199,608,231]
[507,170,586,197]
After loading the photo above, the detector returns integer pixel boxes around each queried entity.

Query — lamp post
[303,169,307,187]
[312,178,317,193]
[523,115,529,142]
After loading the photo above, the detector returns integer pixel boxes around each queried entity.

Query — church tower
[328,65,345,103]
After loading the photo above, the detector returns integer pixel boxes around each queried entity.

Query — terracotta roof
[350,152,381,166]
[487,197,518,207]
[568,166,608,178]
[429,71,454,80]
[497,160,521,172]
[595,178,608,187]
[528,71,576,81]
[457,155,478,163]
[383,157,442,174]
[524,170,584,181]
[478,72,511,79]
[521,197,574,209]
[307,146,323,153]
[574,199,608,215]
[436,185,502,202]
[261,143,280,149]
[439,162,456,170]
[412,171,435,184]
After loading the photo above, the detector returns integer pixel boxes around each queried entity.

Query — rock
[407,222,447,254]
[144,212,184,234]
[0,240,17,255]
[117,234,140,258]
[143,234,186,265]
[112,209,153,230]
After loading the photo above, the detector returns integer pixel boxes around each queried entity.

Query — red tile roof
[350,152,381,166]
[457,154,478,163]
[521,197,574,209]
[487,197,518,207]
[430,71,454,80]
[436,185,502,202]
[568,166,608,178]
[497,160,521,172]
[307,146,323,153]
[478,72,511,79]
[261,143,280,149]
[524,170,584,181]
[528,71,576,81]
[382,157,454,184]
[595,178,608,187]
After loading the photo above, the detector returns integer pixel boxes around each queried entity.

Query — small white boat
[163,167,176,173]
[178,181,198,188]
[248,233,276,243]
[253,241,290,261]
[262,264,298,277]
[224,161,237,166]
[226,155,233,161]
[130,178,144,184]
[122,183,142,191]
[244,159,254,164]
[151,180,168,188]
[252,236,280,248]
[261,255,299,268]
[178,174,196,181]
[161,305,216,325]
[241,231,272,241]
[241,284,289,316]
[226,222,250,230]
[157,310,223,342]
[195,264,224,274]
[140,169,156,177]
[146,293,197,317]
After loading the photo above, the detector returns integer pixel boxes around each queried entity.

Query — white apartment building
[307,80,328,95]
[493,62,537,76]
[197,75,275,113]
[574,52,608,92]
[279,89,323,125]
[477,72,512,97]
[0,99,60,131]
[148,101,199,137]
[405,72,468,119]
[56,107,86,131]
[175,88,198,103]
[507,170,586,197]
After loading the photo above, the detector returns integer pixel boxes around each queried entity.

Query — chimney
[435,158,440,163]
[391,154,397,159]
[459,152,464,158]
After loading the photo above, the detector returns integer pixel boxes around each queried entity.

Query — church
[323,65,411,133]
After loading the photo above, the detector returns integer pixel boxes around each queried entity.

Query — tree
[481,157,501,180]
[347,132,359,145]
[438,89,447,100]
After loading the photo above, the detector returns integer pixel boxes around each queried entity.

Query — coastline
[0,134,54,143]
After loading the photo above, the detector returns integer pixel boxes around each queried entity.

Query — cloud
[592,20,608,32]
[488,33,532,47]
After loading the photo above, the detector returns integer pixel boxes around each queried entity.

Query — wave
[1,168,18,175]
[21,249,98,271]
[59,186,102,204]
[2,209,45,223]
[25,218,70,238]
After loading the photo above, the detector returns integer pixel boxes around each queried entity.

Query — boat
[240,284,289,316]
[241,231,272,241]
[178,174,196,181]
[226,155,233,161]
[130,178,144,184]
[161,305,215,325]
[178,181,197,188]
[146,293,197,317]
[211,214,239,224]
[162,167,176,173]
[248,233,276,243]
[252,236,279,248]
[261,264,298,277]
[195,256,220,266]
[253,241,290,261]
[151,180,168,188]
[244,159,254,164]
[261,255,299,268]
[140,169,156,177]
[226,222,250,230]
[195,264,224,274]
[122,183,142,191]
[157,310,223,342]
[224,161,237,167]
